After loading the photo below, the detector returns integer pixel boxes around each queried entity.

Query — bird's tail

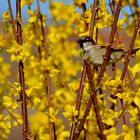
[131,48,140,55]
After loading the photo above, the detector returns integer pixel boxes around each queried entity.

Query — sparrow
[77,36,139,66]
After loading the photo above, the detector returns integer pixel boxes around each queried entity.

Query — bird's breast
[84,47,106,65]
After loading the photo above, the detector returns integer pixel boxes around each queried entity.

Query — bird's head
[77,36,95,51]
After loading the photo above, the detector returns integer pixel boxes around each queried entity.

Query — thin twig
[84,129,86,140]
[72,59,106,140]
[7,0,17,40]
[28,6,42,59]
[36,0,56,139]
[75,65,86,112]
[72,1,106,139]
[84,60,106,140]
[89,0,99,37]
[16,0,29,140]
[111,12,140,110]
[81,3,88,31]
[95,0,99,43]
[36,0,46,54]
[72,93,93,140]
[70,3,88,140]
[6,109,22,128]
[108,0,126,116]
[114,103,128,126]
[93,0,104,98]
[69,65,86,139]
[109,0,117,79]
[120,13,140,81]
[117,12,140,121]
[126,0,136,22]
[127,70,134,90]
[97,0,123,85]
[114,80,140,127]
[8,1,29,138]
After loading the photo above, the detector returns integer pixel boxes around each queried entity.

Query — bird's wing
[110,48,124,52]
[94,44,107,49]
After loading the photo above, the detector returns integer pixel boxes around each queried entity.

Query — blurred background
[0,0,140,140]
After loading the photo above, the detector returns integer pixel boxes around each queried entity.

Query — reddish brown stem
[127,70,134,90]
[28,6,42,59]
[111,12,140,110]
[72,95,92,140]
[95,0,99,43]
[109,0,117,78]
[120,13,140,81]
[19,61,29,140]
[114,103,128,126]
[72,60,106,140]
[70,3,88,140]
[72,1,106,139]
[89,0,99,37]
[75,65,86,111]
[97,0,123,85]
[117,12,140,119]
[6,109,22,128]
[84,60,106,140]
[108,0,125,111]
[70,65,86,139]
[36,0,47,54]
[8,0,29,139]
[16,0,29,140]
[81,3,89,31]
[84,129,86,140]
[36,0,56,139]
[7,0,17,40]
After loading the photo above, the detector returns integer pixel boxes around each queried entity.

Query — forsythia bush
[0,0,140,139]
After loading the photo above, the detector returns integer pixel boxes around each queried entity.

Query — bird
[77,36,139,66]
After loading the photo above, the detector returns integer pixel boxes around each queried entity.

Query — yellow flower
[74,0,87,6]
